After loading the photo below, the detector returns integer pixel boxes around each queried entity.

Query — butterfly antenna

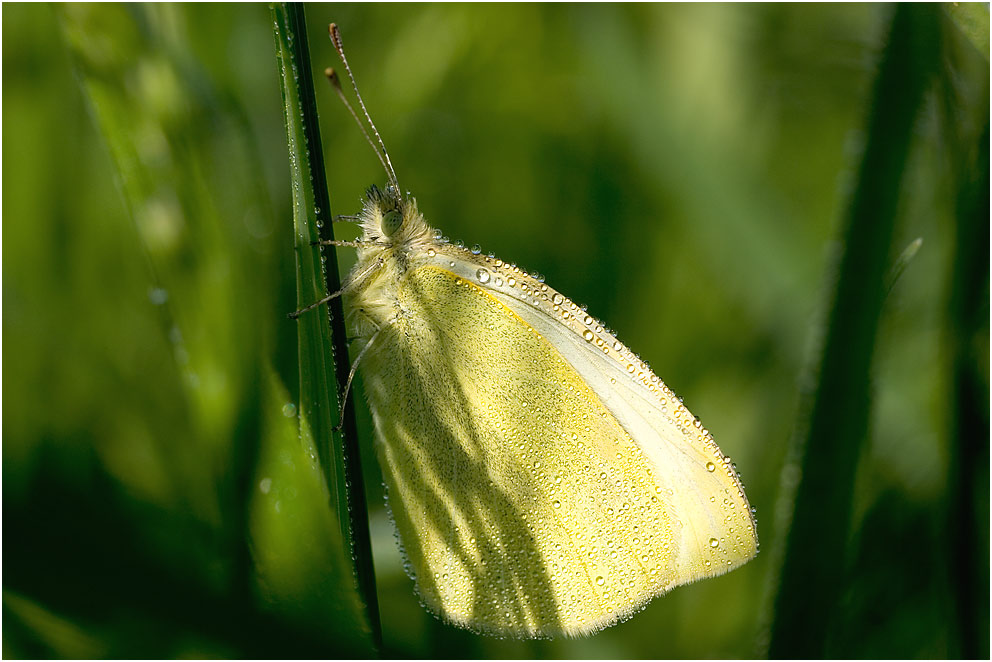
[324,68,394,188]
[329,23,400,195]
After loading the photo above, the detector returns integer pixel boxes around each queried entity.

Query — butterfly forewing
[428,246,757,574]
[351,240,756,638]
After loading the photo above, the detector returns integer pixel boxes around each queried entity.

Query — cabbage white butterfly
[298,24,758,639]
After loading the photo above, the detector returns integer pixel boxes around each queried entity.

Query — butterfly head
[360,184,430,248]
[366,185,404,237]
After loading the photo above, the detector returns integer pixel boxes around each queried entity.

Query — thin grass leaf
[55,3,332,654]
[944,119,990,659]
[2,591,109,659]
[58,0,267,599]
[945,2,990,62]
[765,5,942,657]
[271,2,380,649]
[250,369,371,655]
[884,237,923,296]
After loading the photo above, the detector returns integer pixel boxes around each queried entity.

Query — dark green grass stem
[945,118,990,659]
[272,2,381,649]
[767,5,941,657]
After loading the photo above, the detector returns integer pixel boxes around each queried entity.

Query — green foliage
[3,3,987,658]
[767,5,943,656]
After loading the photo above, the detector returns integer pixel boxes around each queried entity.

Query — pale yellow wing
[439,250,759,585]
[357,250,756,639]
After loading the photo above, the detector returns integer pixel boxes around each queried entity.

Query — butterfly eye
[381,209,403,237]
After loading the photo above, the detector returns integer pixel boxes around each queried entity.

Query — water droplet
[148,287,168,305]
[259,478,272,494]
[282,403,297,417]
[706,461,715,472]
[596,576,605,586]
[471,244,482,254]
[476,268,491,284]
[552,500,561,509]
[709,538,719,548]
[427,248,436,257]
[583,330,594,341]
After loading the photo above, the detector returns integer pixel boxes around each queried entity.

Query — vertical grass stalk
[944,119,990,659]
[271,2,381,649]
[766,5,941,657]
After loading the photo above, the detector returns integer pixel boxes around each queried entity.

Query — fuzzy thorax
[347,185,436,339]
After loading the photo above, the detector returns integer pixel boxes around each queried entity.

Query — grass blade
[765,5,942,657]
[55,3,363,654]
[271,2,381,649]
[945,2,990,62]
[250,370,372,655]
[944,119,990,659]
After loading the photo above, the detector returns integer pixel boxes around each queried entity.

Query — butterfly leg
[311,239,365,248]
[333,314,399,430]
[310,238,389,248]
[287,256,385,319]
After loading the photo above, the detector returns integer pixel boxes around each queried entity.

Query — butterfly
[295,23,758,639]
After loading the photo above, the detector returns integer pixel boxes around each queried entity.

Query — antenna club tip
[325,67,342,91]
[329,22,343,48]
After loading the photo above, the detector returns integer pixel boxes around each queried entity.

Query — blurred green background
[3,3,988,658]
